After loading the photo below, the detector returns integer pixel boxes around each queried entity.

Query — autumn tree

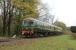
[54,21,67,30]
[0,0,39,36]
[0,0,7,36]
[0,0,14,36]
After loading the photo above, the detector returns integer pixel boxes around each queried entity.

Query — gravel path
[0,37,32,46]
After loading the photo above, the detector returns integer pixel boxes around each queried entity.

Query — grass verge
[0,35,76,50]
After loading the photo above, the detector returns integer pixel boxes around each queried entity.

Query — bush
[71,33,76,39]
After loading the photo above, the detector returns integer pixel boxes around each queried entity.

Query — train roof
[23,17,51,26]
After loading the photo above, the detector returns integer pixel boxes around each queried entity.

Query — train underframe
[21,28,62,37]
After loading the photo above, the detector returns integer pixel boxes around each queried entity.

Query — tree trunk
[3,0,6,36]
[7,0,14,36]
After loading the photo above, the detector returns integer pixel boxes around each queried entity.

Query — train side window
[22,20,29,26]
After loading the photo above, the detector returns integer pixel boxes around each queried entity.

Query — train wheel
[43,33,48,37]
[32,33,37,37]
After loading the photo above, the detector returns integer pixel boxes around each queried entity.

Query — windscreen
[22,20,34,26]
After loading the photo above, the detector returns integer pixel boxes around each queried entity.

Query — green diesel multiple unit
[21,18,63,37]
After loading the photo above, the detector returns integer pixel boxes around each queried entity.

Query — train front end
[21,18,34,37]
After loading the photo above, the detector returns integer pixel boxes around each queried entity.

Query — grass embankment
[0,35,76,50]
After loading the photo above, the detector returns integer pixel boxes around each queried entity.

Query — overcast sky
[41,0,76,26]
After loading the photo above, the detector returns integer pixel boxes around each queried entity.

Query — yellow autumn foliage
[11,0,38,19]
